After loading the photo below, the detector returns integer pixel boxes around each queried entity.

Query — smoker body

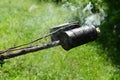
[59,25,99,50]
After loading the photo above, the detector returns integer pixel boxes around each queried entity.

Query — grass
[0,0,119,80]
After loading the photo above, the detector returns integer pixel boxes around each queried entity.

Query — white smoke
[61,2,107,26]
[83,2,93,14]
[83,3,107,26]
[82,2,107,26]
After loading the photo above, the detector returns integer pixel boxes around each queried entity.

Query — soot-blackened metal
[59,25,99,50]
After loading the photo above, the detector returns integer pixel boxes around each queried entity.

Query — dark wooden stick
[0,41,60,60]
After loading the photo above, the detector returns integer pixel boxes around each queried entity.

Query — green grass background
[0,0,119,80]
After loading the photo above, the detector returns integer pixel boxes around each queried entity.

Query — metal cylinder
[59,25,100,50]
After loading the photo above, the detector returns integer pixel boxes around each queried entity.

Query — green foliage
[0,0,120,80]
[98,0,120,69]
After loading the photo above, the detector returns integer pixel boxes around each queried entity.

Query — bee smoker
[59,25,100,50]
[0,23,100,64]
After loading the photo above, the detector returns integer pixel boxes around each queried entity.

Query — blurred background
[0,0,120,79]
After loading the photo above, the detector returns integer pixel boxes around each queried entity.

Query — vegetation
[0,0,119,79]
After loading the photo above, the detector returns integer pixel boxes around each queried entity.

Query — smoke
[83,2,93,14]
[61,2,107,26]
[83,2,107,26]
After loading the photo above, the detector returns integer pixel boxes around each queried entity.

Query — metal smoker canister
[59,25,100,50]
